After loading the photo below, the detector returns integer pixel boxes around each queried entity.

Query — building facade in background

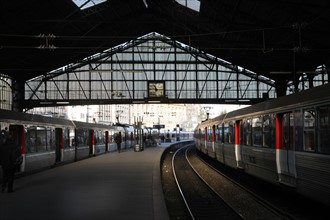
[27,104,202,132]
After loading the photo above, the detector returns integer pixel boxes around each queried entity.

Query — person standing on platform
[0,130,6,167]
[0,130,22,193]
[115,132,122,153]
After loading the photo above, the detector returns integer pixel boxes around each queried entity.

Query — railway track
[171,145,243,220]
[161,144,303,219]
[187,147,295,220]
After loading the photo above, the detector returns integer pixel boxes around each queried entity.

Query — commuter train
[194,83,330,206]
[163,131,194,142]
[0,109,135,176]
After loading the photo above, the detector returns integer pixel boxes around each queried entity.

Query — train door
[204,127,207,152]
[105,131,109,152]
[234,120,244,169]
[89,130,95,156]
[212,125,216,153]
[55,128,63,163]
[8,125,25,172]
[220,123,226,164]
[276,113,297,187]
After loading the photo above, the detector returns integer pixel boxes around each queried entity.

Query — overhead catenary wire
[0,24,294,40]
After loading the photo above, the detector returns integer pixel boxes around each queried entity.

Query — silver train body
[0,110,134,176]
[194,84,330,206]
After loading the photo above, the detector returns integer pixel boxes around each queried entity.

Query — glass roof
[176,0,200,12]
[72,1,200,12]
[72,0,107,10]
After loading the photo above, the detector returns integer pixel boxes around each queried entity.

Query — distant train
[159,130,194,142]
[0,109,134,176]
[194,83,330,206]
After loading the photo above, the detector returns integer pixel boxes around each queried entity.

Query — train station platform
[0,145,170,220]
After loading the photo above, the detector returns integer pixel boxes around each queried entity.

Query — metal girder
[22,32,276,109]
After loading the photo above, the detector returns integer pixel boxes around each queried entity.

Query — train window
[303,109,315,152]
[208,126,212,141]
[209,126,213,141]
[94,130,98,145]
[224,122,228,143]
[25,127,38,152]
[99,130,105,144]
[318,105,330,154]
[200,128,205,141]
[94,130,104,145]
[229,121,234,144]
[197,129,201,140]
[263,115,275,148]
[224,121,234,144]
[282,113,294,150]
[25,126,53,152]
[25,126,36,153]
[215,125,223,142]
[48,128,55,151]
[63,128,72,148]
[75,129,89,147]
[109,130,114,143]
[243,119,252,145]
[69,129,75,147]
[0,123,9,143]
[252,117,262,147]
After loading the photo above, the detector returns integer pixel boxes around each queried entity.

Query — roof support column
[195,52,198,99]
[132,43,135,99]
[174,46,177,98]
[12,79,25,112]
[275,78,287,97]
[216,62,219,99]
[326,62,330,84]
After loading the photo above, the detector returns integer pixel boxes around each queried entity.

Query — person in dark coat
[0,130,21,193]
[114,132,122,153]
[0,130,5,165]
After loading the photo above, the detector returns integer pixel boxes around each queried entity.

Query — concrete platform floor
[0,146,169,220]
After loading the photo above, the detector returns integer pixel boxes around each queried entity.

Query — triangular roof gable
[30,32,274,86]
[24,32,276,108]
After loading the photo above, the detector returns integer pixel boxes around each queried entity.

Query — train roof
[0,108,121,130]
[0,108,74,127]
[197,83,330,128]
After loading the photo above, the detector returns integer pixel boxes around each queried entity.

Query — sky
[72,0,201,12]
[176,0,200,12]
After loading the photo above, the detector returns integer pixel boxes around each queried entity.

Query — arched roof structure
[1,0,329,109]
[23,32,276,109]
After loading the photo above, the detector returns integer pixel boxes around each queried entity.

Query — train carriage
[194,83,330,206]
[0,109,131,176]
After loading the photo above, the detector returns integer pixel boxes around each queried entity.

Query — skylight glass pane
[176,0,200,12]
[72,0,107,10]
